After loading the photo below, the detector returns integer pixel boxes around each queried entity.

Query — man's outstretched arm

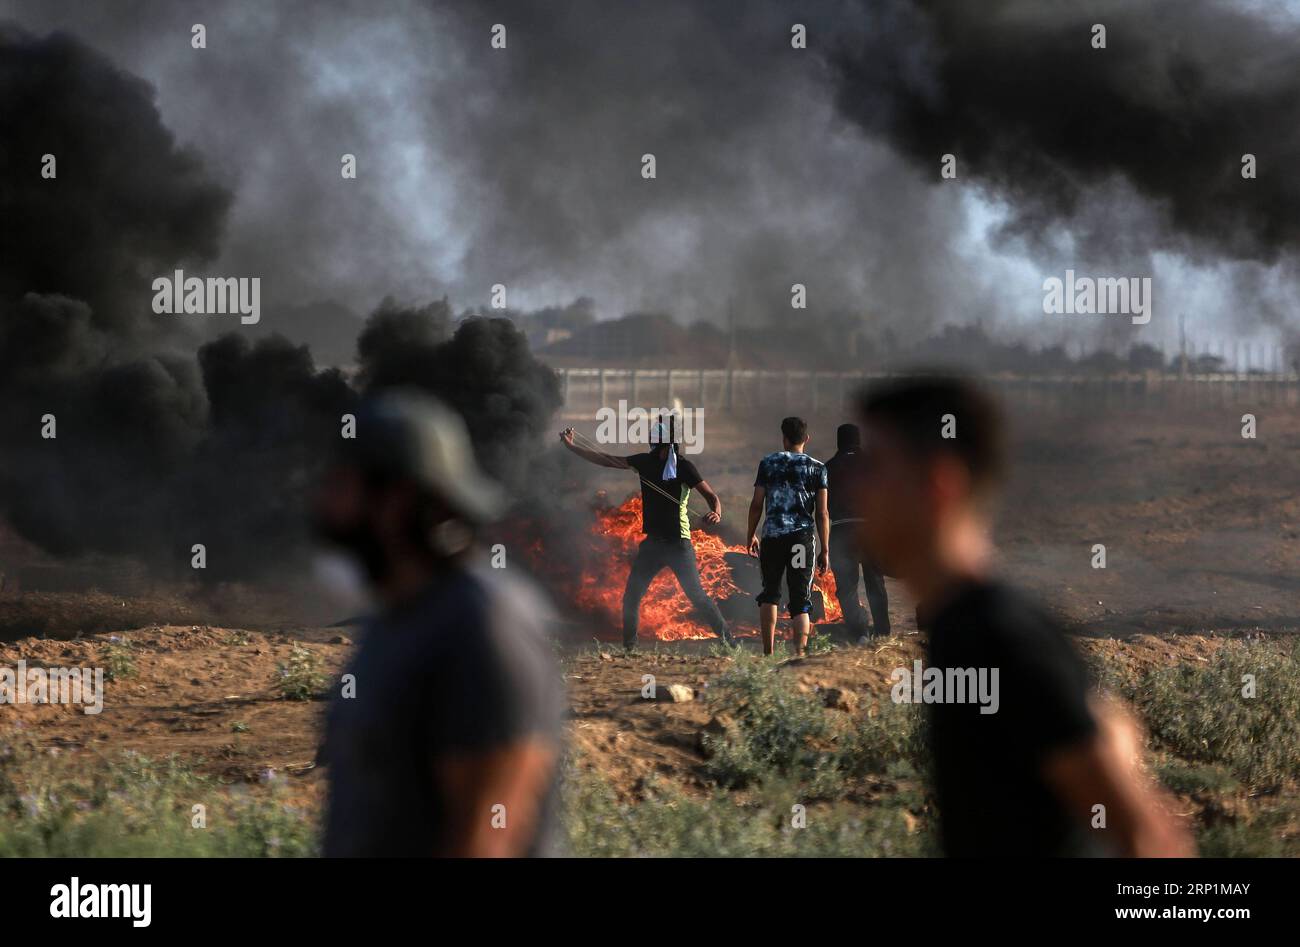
[559,428,629,469]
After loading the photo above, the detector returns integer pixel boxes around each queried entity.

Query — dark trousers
[829,525,890,636]
[622,538,729,647]
[756,528,816,617]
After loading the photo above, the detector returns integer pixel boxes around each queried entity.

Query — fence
[556,368,1300,415]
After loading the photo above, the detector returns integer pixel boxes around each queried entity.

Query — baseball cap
[342,390,506,523]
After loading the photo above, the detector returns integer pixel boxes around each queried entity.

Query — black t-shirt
[322,563,565,857]
[824,448,865,527]
[925,580,1098,857]
[625,451,702,540]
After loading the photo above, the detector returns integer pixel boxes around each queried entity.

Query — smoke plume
[3,2,1299,580]
[835,0,1300,263]
[0,25,559,580]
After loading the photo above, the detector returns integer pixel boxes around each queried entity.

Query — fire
[568,496,842,643]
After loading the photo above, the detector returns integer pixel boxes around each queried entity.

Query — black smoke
[833,0,1300,267]
[0,24,230,322]
[0,26,226,568]
[0,25,560,581]
[7,0,1299,351]
[357,303,563,497]
[1,0,988,336]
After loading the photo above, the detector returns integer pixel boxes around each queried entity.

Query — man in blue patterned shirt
[746,417,830,656]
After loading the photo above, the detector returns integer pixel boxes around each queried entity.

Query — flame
[564,496,842,642]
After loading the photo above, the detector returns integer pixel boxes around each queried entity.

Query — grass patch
[277,643,326,701]
[1197,806,1298,858]
[1154,759,1240,796]
[700,652,929,795]
[1101,638,1300,790]
[838,698,931,784]
[576,638,1294,857]
[563,767,934,857]
[103,637,136,681]
[700,653,836,790]
[805,630,836,656]
[0,745,317,857]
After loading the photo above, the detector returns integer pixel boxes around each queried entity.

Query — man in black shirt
[314,393,564,857]
[853,376,1192,857]
[560,422,732,649]
[824,423,890,641]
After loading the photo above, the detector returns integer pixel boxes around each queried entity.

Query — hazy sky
[3,0,1297,355]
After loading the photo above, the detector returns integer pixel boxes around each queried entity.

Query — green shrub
[700,654,836,789]
[698,652,932,814]
[1117,640,1300,789]
[1196,807,1296,858]
[0,746,317,857]
[277,643,326,701]
[103,638,136,681]
[838,697,930,781]
[563,767,935,858]
[1154,759,1240,796]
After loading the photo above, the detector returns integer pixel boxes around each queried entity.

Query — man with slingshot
[559,420,734,650]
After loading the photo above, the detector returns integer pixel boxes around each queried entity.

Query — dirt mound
[0,624,349,809]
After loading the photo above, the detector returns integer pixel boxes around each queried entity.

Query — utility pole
[1178,312,1187,378]
[725,296,737,414]
[726,295,738,369]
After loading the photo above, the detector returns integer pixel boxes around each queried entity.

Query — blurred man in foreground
[747,416,829,657]
[314,392,564,857]
[824,422,890,642]
[854,376,1193,857]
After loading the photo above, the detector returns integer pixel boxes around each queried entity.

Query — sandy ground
[0,620,1275,828]
[0,402,1296,836]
